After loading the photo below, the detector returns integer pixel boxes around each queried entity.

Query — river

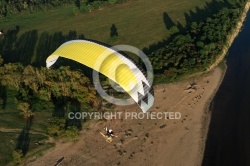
[202,12,250,166]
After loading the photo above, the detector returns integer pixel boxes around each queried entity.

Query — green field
[0,0,212,49]
[0,132,52,166]
[0,90,52,131]
[0,90,53,165]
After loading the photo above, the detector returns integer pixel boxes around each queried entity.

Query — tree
[108,0,117,5]
[196,41,205,48]
[0,56,3,66]
[190,22,198,33]
[64,126,79,142]
[0,63,23,90]
[75,0,81,9]
[92,1,102,9]
[72,7,80,16]
[169,26,179,35]
[85,4,94,12]
[47,117,65,137]
[12,150,23,164]
[17,102,34,120]
[110,24,118,38]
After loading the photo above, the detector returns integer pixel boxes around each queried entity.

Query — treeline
[0,0,127,17]
[0,0,73,17]
[73,0,127,15]
[149,1,247,83]
[0,58,96,110]
[0,57,100,160]
[0,58,97,137]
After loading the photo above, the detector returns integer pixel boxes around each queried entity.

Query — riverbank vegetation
[150,1,248,83]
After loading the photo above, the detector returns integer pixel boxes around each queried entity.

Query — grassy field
[0,90,53,132]
[0,0,212,49]
[0,132,51,166]
[0,90,53,165]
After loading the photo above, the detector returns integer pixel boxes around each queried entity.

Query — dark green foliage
[169,26,179,35]
[0,0,73,17]
[63,126,79,141]
[0,64,96,110]
[149,3,246,83]
[0,0,128,17]
[47,117,66,136]
[0,63,96,142]
[12,150,23,164]
[110,23,118,38]
[75,0,81,9]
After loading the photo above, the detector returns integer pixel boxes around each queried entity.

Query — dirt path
[0,128,49,137]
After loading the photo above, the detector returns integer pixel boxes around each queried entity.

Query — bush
[63,126,79,142]
[12,150,23,164]
[108,0,117,5]
[47,117,65,137]
[72,7,80,16]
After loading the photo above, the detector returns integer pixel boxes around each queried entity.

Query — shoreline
[184,1,250,80]
[197,1,250,164]
[207,1,250,71]
[197,64,227,165]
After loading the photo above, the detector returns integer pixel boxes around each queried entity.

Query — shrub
[12,150,23,164]
[63,126,79,142]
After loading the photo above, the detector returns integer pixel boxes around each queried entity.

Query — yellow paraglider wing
[46,40,154,113]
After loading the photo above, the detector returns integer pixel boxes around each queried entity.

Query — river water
[202,12,250,166]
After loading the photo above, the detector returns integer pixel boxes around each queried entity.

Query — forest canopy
[0,0,127,17]
[149,1,247,82]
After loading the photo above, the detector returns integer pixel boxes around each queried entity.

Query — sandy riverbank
[26,66,225,166]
